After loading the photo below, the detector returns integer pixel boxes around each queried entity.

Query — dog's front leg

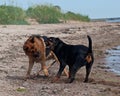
[39,58,49,77]
[25,58,34,80]
[52,52,69,78]
[52,62,66,82]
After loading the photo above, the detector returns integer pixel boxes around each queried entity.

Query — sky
[0,0,120,19]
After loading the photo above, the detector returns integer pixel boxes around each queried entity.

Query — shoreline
[0,22,120,96]
[105,45,120,76]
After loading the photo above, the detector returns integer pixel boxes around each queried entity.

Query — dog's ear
[30,37,34,43]
[56,38,60,41]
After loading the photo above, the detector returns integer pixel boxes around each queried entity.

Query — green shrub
[0,5,28,24]
[26,5,63,24]
[64,11,90,22]
[0,4,90,24]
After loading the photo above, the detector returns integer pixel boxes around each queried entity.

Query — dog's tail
[87,35,92,53]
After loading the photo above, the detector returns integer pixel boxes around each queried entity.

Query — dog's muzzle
[33,51,40,58]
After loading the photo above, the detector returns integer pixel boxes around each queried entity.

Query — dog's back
[52,36,93,65]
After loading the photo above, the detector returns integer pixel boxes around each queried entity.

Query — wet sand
[0,22,120,96]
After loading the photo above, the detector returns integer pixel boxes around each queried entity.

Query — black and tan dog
[48,35,94,83]
[23,35,69,79]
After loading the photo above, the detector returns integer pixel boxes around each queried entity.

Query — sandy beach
[0,22,120,96]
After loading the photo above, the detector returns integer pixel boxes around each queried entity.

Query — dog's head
[47,37,61,50]
[23,35,45,59]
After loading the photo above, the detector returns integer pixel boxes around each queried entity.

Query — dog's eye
[23,46,28,51]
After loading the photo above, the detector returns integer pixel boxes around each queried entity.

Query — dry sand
[0,22,120,96]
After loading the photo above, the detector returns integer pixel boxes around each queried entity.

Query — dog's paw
[24,75,31,80]
[24,74,37,80]
[66,78,74,83]
[24,76,27,80]
[51,76,60,83]
[84,80,88,83]
[84,78,89,83]
[43,69,49,77]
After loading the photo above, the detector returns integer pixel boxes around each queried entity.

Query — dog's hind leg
[67,66,77,83]
[63,67,69,78]
[84,62,93,82]
[67,57,85,83]
[84,54,94,82]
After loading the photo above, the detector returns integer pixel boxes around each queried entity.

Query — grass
[0,4,90,24]
[16,87,27,92]
[0,5,28,25]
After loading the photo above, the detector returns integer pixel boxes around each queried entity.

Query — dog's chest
[33,57,43,63]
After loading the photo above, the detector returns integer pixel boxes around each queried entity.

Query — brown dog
[23,35,68,79]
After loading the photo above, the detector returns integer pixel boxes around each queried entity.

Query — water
[106,18,120,23]
[105,46,120,75]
